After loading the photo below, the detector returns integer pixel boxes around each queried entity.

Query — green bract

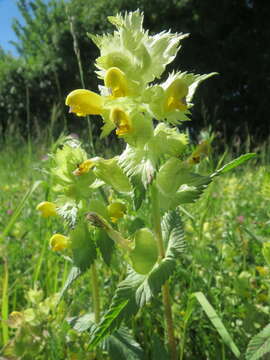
[51,140,96,200]
[129,228,158,275]
[91,10,188,86]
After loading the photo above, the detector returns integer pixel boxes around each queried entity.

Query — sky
[0,0,24,55]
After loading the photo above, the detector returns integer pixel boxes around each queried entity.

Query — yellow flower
[65,89,103,116]
[49,234,70,251]
[104,67,129,98]
[256,266,269,276]
[36,201,57,218]
[73,159,95,176]
[110,107,131,136]
[107,202,127,222]
[164,79,188,112]
[8,311,25,328]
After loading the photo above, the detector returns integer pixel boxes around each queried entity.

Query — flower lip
[65,89,104,116]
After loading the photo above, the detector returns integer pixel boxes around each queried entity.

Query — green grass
[0,141,269,359]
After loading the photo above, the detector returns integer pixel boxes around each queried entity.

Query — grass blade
[193,292,240,358]
[1,180,41,240]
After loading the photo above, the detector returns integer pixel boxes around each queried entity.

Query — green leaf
[245,323,270,360]
[59,266,81,301]
[94,157,132,193]
[104,327,144,360]
[130,175,146,211]
[90,212,185,346]
[156,158,211,210]
[129,228,158,274]
[95,229,115,266]
[56,199,78,228]
[119,145,156,188]
[89,270,144,349]
[68,313,96,333]
[193,292,240,359]
[151,334,170,360]
[70,222,97,272]
[211,153,256,178]
[136,210,185,307]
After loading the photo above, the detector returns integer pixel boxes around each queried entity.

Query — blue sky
[0,0,23,55]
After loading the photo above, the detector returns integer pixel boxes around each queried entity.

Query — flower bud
[66,89,103,116]
[49,234,70,251]
[36,201,57,218]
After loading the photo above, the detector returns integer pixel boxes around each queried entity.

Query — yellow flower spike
[73,159,95,176]
[65,89,103,116]
[49,234,70,252]
[107,202,127,223]
[104,67,129,98]
[164,79,189,112]
[36,201,57,218]
[110,107,132,136]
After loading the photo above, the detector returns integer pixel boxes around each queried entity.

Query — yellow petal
[66,89,103,116]
[73,159,95,176]
[49,234,70,251]
[110,107,132,136]
[36,201,57,218]
[164,79,188,112]
[104,67,129,98]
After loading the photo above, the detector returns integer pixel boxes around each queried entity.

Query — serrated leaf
[211,153,256,178]
[245,323,270,360]
[137,210,185,306]
[90,212,185,346]
[156,158,211,210]
[193,292,240,359]
[89,271,144,349]
[68,313,96,333]
[104,327,144,360]
[119,145,157,188]
[130,175,146,211]
[56,200,78,227]
[70,222,97,272]
[59,266,81,301]
[95,229,115,266]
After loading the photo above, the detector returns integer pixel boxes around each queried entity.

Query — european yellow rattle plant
[35,11,254,359]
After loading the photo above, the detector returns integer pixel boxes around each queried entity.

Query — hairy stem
[151,184,177,360]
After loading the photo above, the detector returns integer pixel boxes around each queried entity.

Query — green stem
[66,5,95,155]
[1,257,9,345]
[91,262,100,324]
[151,184,177,360]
